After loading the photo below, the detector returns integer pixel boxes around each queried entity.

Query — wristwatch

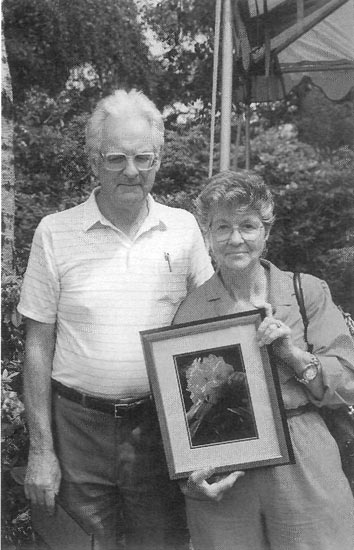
[295,354,321,385]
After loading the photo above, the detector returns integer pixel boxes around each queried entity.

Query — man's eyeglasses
[100,152,156,172]
[210,222,264,242]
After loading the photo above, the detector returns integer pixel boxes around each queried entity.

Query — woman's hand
[180,468,244,502]
[256,303,297,362]
[256,303,324,398]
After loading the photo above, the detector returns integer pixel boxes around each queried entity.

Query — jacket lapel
[264,260,294,323]
[204,273,241,317]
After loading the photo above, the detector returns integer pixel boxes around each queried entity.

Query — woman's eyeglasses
[100,152,156,172]
[210,222,264,242]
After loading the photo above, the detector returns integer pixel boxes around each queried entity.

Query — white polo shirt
[18,190,213,398]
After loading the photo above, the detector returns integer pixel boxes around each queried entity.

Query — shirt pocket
[157,271,188,305]
[132,242,189,304]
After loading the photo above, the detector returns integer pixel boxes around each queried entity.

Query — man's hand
[180,468,244,502]
[24,449,61,515]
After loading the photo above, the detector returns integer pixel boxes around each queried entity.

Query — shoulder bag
[293,272,354,495]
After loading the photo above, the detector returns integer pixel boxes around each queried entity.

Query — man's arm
[24,318,61,514]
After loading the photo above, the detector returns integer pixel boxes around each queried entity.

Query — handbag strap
[293,273,353,413]
[293,272,314,353]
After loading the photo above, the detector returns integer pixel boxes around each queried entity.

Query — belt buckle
[114,403,123,418]
[114,402,129,419]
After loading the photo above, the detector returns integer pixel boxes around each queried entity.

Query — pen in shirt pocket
[164,252,172,272]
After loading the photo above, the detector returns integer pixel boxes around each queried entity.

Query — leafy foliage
[1,276,30,547]
[3,0,155,102]
[13,88,92,270]
[155,123,210,193]
[141,0,216,107]
[252,125,354,313]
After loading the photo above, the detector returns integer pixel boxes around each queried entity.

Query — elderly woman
[173,170,354,550]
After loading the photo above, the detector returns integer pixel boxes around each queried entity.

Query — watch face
[303,364,318,381]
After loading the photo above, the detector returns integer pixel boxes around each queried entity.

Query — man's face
[93,115,160,209]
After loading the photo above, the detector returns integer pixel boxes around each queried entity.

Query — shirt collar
[140,194,166,233]
[82,188,165,234]
[81,188,108,231]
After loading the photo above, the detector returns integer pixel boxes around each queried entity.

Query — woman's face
[209,204,269,273]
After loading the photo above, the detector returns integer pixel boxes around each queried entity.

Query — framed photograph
[140,309,294,479]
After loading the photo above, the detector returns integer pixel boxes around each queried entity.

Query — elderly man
[18,89,213,550]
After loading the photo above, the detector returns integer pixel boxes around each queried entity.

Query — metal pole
[209,0,222,178]
[245,103,250,170]
[220,0,233,171]
[232,115,242,171]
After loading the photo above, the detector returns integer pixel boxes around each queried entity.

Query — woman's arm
[257,303,325,400]
[257,276,354,405]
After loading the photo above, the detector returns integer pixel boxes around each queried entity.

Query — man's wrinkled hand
[24,449,61,515]
[180,468,244,502]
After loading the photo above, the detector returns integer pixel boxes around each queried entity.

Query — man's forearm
[23,319,61,512]
[24,320,56,452]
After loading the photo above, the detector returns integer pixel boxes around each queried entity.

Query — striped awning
[232,0,354,101]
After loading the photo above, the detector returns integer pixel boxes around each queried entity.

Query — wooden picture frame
[141,309,294,479]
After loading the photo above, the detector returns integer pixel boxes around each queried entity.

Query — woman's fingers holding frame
[257,315,291,346]
[181,468,245,501]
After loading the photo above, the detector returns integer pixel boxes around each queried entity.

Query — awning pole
[208,0,222,178]
[220,0,233,171]
[232,115,243,171]
[245,103,251,169]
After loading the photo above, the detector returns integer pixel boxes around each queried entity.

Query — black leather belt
[52,379,153,419]
[286,403,317,418]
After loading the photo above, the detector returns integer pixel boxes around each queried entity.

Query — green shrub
[1,276,31,547]
[250,127,354,314]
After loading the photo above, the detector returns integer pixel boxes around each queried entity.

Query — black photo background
[174,344,258,447]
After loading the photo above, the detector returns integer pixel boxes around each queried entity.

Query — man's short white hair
[86,89,164,160]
